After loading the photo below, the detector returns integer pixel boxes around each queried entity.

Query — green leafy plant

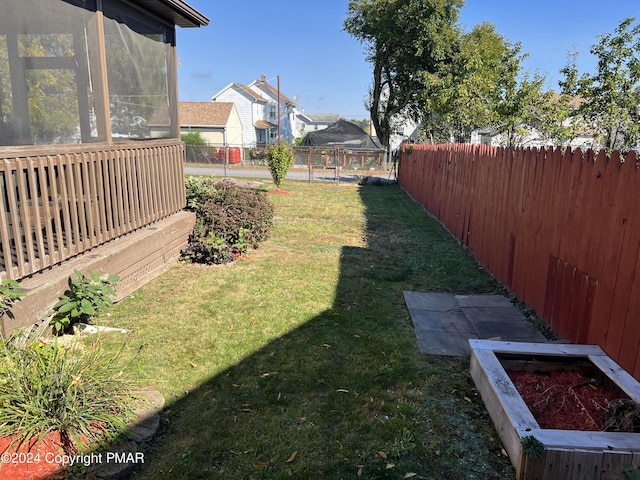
[182,179,274,265]
[520,435,544,459]
[622,464,640,480]
[50,270,119,333]
[232,228,253,255]
[0,279,26,316]
[0,337,133,454]
[265,144,294,189]
[181,131,206,144]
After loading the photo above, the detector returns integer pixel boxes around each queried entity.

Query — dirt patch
[268,189,290,195]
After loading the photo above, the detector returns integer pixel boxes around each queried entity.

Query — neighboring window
[102,0,174,140]
[269,105,276,119]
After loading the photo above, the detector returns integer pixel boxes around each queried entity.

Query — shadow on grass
[118,184,514,479]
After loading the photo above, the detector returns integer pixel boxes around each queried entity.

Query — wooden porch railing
[0,140,186,280]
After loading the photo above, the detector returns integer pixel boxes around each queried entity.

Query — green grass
[97,179,514,479]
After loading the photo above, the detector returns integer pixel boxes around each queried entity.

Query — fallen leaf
[464,396,472,403]
[189,362,197,368]
[501,448,508,457]
[404,473,417,478]
[253,462,268,470]
[336,389,349,393]
[357,465,364,476]
[378,451,388,459]
[286,451,297,463]
[322,343,331,348]
[386,463,395,469]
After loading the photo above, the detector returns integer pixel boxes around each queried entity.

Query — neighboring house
[470,95,598,150]
[211,74,298,147]
[389,117,419,152]
[0,0,208,336]
[469,126,597,150]
[294,112,340,139]
[179,102,243,147]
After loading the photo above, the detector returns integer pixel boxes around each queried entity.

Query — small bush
[266,144,294,189]
[50,270,119,334]
[0,338,133,454]
[182,179,274,264]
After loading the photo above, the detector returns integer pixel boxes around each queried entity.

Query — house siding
[213,87,259,146]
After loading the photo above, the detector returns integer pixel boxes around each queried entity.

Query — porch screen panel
[0,0,102,146]
[102,1,175,140]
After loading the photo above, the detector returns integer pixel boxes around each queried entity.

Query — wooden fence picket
[398,144,640,378]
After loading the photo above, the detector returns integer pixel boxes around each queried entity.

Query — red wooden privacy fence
[398,144,640,378]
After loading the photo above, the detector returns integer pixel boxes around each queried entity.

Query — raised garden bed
[469,339,640,480]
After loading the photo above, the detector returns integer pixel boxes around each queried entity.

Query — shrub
[266,144,294,189]
[50,270,119,334]
[0,337,133,454]
[181,131,206,144]
[182,179,274,265]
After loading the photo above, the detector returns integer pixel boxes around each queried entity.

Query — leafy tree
[420,22,511,143]
[560,17,640,153]
[493,43,550,148]
[344,0,463,151]
[348,118,371,134]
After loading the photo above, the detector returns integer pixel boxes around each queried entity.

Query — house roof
[179,102,235,127]
[211,83,266,103]
[305,113,341,123]
[255,120,278,129]
[250,79,297,106]
[131,0,209,28]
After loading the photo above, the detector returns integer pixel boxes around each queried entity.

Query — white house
[211,74,298,147]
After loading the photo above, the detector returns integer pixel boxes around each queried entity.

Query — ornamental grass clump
[182,178,274,264]
[0,337,133,454]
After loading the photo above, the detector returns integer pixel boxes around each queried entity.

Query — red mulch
[0,432,67,480]
[506,369,622,431]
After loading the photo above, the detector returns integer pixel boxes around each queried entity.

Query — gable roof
[178,102,235,127]
[249,79,297,107]
[211,83,266,103]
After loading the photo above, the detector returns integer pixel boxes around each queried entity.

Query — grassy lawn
[99,179,514,479]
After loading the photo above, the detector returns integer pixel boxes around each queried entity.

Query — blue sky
[177,1,639,120]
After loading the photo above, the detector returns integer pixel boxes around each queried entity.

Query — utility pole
[277,75,281,145]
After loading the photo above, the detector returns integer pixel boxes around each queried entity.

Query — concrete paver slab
[403,291,459,311]
[403,291,549,356]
